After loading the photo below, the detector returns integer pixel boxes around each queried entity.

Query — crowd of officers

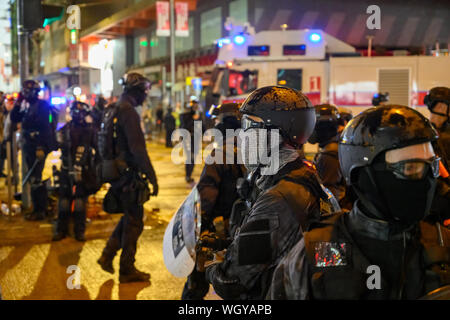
[0,72,449,296]
[185,85,450,300]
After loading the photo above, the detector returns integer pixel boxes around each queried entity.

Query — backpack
[97,103,122,182]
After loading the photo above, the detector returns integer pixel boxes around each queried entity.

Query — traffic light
[20,0,64,31]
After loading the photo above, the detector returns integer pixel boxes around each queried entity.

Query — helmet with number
[21,80,41,101]
[70,101,91,125]
[339,105,438,185]
[120,73,151,93]
[308,104,340,145]
[239,86,315,147]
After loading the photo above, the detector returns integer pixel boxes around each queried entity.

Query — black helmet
[210,103,241,119]
[239,86,315,147]
[337,107,353,125]
[21,80,41,100]
[120,73,151,92]
[70,101,91,125]
[339,105,438,185]
[424,86,450,116]
[372,92,389,106]
[308,104,340,145]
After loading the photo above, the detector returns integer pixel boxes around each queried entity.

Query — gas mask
[240,114,282,174]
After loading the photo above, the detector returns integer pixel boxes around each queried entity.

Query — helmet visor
[242,114,265,131]
[383,157,440,180]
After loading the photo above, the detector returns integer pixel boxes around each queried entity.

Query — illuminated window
[201,7,222,47]
[248,45,270,56]
[229,0,248,24]
[175,17,194,52]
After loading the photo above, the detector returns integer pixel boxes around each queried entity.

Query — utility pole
[17,0,31,210]
[169,0,175,110]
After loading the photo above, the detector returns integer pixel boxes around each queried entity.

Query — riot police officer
[425,87,450,169]
[308,104,348,208]
[180,97,202,183]
[181,103,246,300]
[205,86,339,300]
[97,73,158,283]
[53,101,99,242]
[424,87,450,223]
[372,92,389,106]
[11,80,57,221]
[268,105,450,300]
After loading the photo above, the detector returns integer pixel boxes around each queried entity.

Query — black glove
[205,265,244,299]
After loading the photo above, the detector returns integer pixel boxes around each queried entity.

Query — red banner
[156,1,170,37]
[175,2,189,37]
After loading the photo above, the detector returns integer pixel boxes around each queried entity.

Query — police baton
[21,159,39,188]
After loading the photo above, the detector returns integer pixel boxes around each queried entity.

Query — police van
[207,28,450,120]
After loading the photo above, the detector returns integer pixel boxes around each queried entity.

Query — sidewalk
[0,140,200,246]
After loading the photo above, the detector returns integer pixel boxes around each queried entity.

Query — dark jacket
[10,99,55,152]
[206,157,337,299]
[164,112,176,131]
[57,121,99,197]
[197,118,246,232]
[115,94,157,185]
[314,139,346,203]
[268,201,450,300]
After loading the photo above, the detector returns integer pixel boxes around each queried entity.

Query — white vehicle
[207,29,450,121]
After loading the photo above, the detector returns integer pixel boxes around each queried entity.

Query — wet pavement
[0,139,220,300]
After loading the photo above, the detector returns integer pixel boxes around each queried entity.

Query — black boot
[25,211,45,221]
[119,267,150,283]
[75,233,86,242]
[97,254,115,274]
[52,232,66,241]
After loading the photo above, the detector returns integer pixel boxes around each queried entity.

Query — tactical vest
[303,212,450,299]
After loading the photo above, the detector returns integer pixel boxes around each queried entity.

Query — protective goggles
[380,156,441,180]
[242,114,265,131]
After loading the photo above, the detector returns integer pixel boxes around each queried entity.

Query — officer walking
[11,80,57,221]
[268,105,450,300]
[97,73,158,283]
[181,103,246,300]
[205,86,339,300]
[308,104,349,208]
[52,101,100,242]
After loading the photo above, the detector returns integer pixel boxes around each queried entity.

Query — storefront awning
[80,0,197,43]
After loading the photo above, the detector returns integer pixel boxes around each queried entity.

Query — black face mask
[355,166,437,227]
[127,87,147,106]
[71,110,88,126]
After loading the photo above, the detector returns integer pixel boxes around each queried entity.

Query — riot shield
[163,186,201,278]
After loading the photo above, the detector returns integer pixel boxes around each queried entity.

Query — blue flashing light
[233,35,246,45]
[309,33,321,43]
[51,96,67,105]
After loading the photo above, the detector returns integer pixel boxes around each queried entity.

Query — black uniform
[164,110,176,147]
[182,114,245,300]
[268,203,450,299]
[268,105,450,300]
[11,95,56,219]
[54,120,99,240]
[99,92,158,279]
[180,109,197,182]
[205,86,339,300]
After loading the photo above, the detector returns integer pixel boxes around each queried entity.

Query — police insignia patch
[314,242,348,267]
